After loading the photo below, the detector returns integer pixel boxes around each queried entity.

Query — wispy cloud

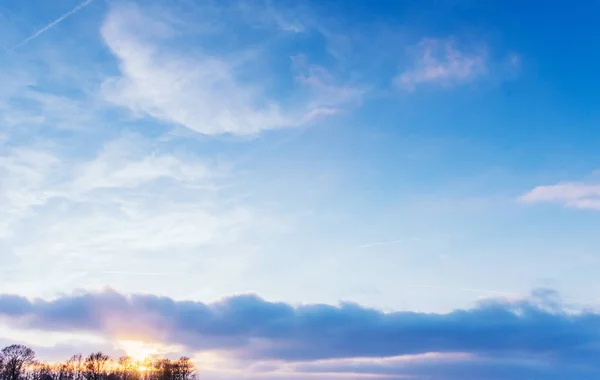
[519,182,600,210]
[100,2,362,136]
[0,132,272,297]
[291,54,366,112]
[0,0,364,303]
[396,38,487,90]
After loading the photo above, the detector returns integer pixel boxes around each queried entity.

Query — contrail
[358,239,404,249]
[2,0,94,56]
[409,284,597,304]
[101,271,174,276]
[410,284,522,297]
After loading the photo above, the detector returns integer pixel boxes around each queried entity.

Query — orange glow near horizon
[116,340,161,361]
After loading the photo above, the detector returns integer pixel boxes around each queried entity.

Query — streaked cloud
[0,132,270,298]
[0,69,96,132]
[357,239,404,249]
[519,182,600,210]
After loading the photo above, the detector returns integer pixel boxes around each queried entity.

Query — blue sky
[1,0,600,378]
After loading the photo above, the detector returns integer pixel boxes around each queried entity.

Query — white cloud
[519,182,600,210]
[0,0,362,305]
[396,38,487,90]
[100,3,360,136]
[71,134,213,192]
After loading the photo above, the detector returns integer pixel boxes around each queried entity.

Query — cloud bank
[0,289,599,378]
[0,289,598,359]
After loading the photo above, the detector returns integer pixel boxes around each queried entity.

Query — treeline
[0,345,197,380]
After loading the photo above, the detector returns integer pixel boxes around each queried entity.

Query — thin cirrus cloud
[100,2,362,136]
[396,38,487,90]
[0,132,264,298]
[519,182,600,210]
[0,0,364,302]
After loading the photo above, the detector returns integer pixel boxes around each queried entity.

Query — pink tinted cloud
[396,38,487,90]
[519,182,600,210]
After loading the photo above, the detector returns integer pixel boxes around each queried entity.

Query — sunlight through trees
[0,345,196,380]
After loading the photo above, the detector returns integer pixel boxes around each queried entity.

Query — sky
[1,0,600,378]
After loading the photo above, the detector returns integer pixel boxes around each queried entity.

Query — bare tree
[27,361,53,380]
[151,358,172,380]
[171,358,194,380]
[56,363,72,380]
[83,353,109,380]
[115,357,140,380]
[1,345,36,380]
[0,345,197,380]
[66,355,84,380]
[145,357,196,380]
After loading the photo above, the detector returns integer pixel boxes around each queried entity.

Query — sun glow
[117,340,161,361]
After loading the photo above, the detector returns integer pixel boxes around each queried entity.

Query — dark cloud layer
[292,353,600,380]
[0,288,599,378]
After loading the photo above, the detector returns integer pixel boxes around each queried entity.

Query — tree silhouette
[27,362,53,380]
[0,346,197,380]
[171,358,193,380]
[66,355,84,380]
[115,357,138,380]
[1,345,36,380]
[84,353,109,380]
